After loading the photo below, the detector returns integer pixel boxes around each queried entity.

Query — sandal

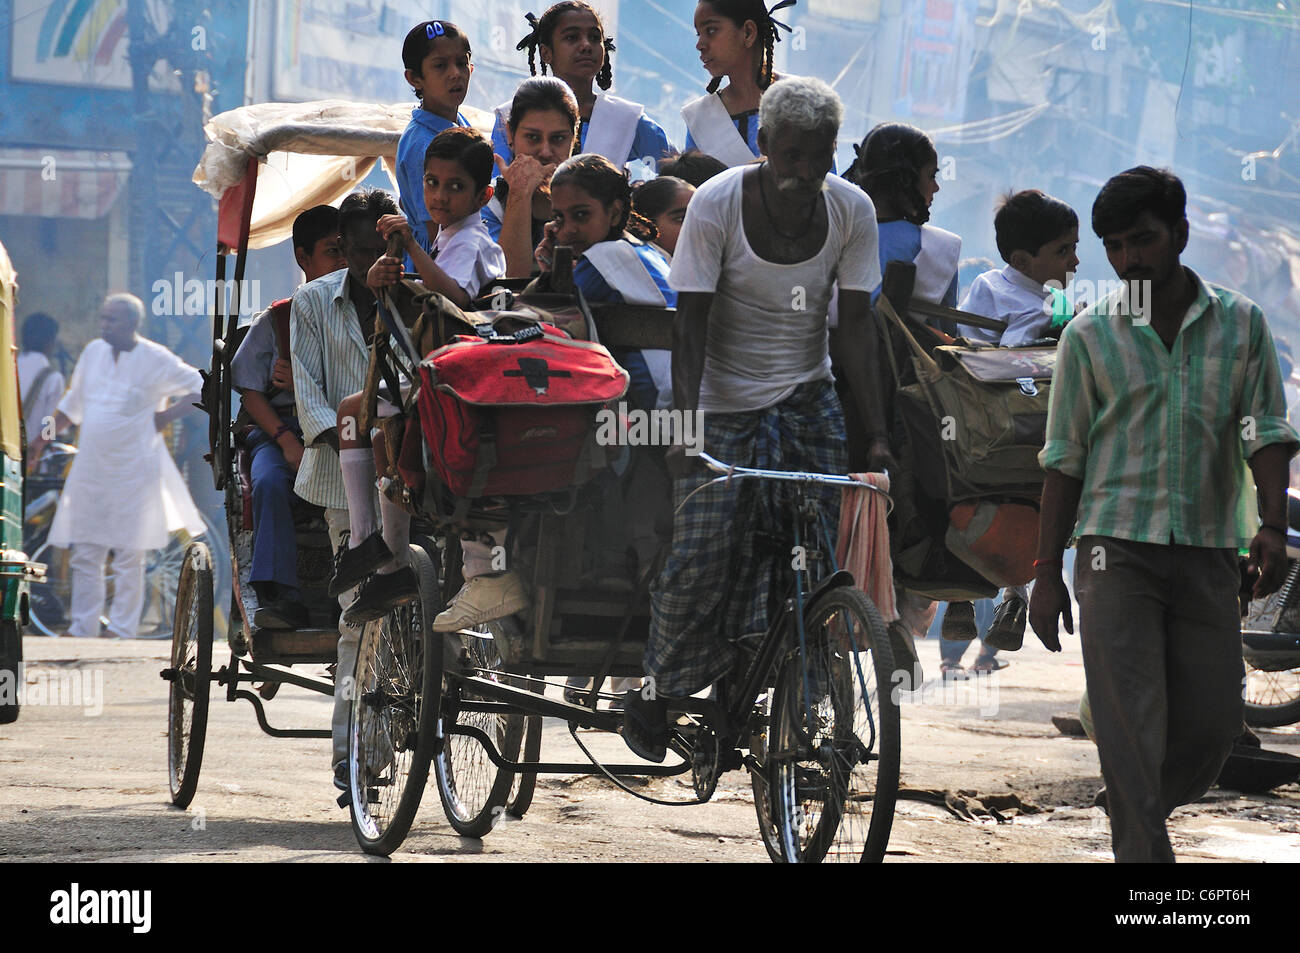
[971,658,1009,674]
[621,692,668,763]
[940,662,969,681]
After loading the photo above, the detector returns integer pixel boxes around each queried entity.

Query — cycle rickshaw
[164,99,904,863]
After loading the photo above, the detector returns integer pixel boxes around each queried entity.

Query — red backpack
[417,316,628,501]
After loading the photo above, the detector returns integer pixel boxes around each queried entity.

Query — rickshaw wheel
[167,542,214,808]
[748,691,785,862]
[506,713,542,819]
[434,621,524,837]
[769,586,899,863]
[348,544,442,856]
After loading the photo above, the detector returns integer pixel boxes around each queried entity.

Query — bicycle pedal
[336,790,351,809]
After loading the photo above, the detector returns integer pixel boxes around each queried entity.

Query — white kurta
[49,337,205,551]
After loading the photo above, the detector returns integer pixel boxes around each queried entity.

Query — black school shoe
[621,692,669,763]
[253,599,310,630]
[328,531,392,597]
[941,600,978,641]
[342,566,418,625]
[983,594,1028,651]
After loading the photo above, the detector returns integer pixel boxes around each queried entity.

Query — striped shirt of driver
[289,267,373,511]
[1039,270,1300,549]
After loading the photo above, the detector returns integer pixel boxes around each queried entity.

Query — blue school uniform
[872,220,960,308]
[396,107,470,259]
[490,98,675,170]
[574,238,676,411]
[681,94,836,173]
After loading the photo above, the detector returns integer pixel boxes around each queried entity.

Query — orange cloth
[835,472,898,622]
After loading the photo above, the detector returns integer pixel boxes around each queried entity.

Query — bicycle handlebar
[676,451,894,516]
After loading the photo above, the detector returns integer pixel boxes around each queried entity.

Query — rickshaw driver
[622,77,896,761]
[288,188,398,794]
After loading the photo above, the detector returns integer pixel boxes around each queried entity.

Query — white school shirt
[48,337,204,550]
[668,165,881,414]
[17,351,64,443]
[433,213,506,299]
[958,265,1054,346]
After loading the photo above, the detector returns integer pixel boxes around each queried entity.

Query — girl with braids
[539,154,676,410]
[484,77,580,277]
[396,20,474,260]
[681,0,795,167]
[844,121,961,313]
[491,3,675,172]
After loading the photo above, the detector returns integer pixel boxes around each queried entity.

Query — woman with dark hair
[491,3,675,172]
[681,0,795,167]
[484,77,580,277]
[845,121,961,313]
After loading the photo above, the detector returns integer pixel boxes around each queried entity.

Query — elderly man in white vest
[32,293,205,639]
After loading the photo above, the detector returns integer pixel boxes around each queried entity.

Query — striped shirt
[1040,269,1300,548]
[289,268,372,510]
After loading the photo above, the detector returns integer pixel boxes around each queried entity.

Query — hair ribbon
[767,0,796,39]
[516,12,541,51]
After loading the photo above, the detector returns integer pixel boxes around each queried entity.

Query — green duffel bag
[919,344,1057,496]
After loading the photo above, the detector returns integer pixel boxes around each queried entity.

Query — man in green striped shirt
[1030,167,1298,863]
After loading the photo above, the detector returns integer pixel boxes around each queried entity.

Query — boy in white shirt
[952,189,1079,650]
[958,189,1079,346]
[332,127,515,624]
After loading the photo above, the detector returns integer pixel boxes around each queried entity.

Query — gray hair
[103,292,145,328]
[759,76,844,137]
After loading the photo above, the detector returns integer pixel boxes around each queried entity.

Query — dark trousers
[1074,536,1243,863]
[247,421,301,595]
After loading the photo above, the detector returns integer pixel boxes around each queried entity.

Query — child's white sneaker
[432,571,529,632]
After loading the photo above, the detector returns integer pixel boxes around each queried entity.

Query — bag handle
[876,295,941,380]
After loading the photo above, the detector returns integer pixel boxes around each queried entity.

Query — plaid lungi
[644,380,848,697]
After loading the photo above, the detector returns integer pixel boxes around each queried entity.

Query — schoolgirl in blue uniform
[483,78,580,277]
[682,0,795,168]
[396,20,474,259]
[491,3,675,174]
[539,154,676,411]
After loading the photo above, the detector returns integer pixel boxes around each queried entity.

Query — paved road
[3,634,1298,862]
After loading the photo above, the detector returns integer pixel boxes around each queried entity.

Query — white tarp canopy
[192,100,494,250]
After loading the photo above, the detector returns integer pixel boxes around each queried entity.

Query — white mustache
[776,176,807,192]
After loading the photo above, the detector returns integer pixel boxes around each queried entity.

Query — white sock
[462,539,495,579]
[376,492,411,574]
[340,448,377,547]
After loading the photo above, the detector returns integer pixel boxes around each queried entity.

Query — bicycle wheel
[769,586,899,863]
[140,514,230,640]
[166,542,214,808]
[27,539,74,637]
[348,545,442,856]
[1243,651,1300,728]
[433,620,525,837]
[747,686,785,862]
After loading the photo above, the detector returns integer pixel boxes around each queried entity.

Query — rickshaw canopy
[192,100,495,251]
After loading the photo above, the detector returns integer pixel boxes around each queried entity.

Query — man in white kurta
[41,294,205,639]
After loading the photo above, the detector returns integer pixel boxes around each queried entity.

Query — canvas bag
[417,315,628,500]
